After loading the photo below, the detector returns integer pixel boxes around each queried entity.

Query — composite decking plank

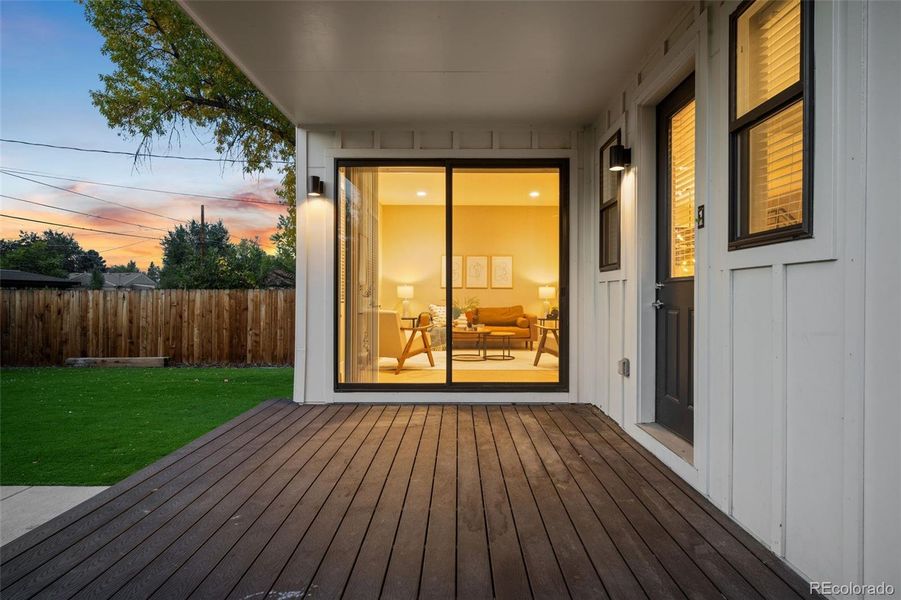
[551,406,764,600]
[419,405,458,600]
[109,405,343,600]
[454,406,494,600]
[213,405,384,600]
[497,406,611,600]
[302,406,415,599]
[1,402,301,600]
[483,406,570,599]
[471,405,532,600]
[178,405,371,600]
[534,405,718,600]
[0,399,281,564]
[26,403,311,600]
[582,406,815,600]
[341,406,428,600]
[72,404,330,600]
[0,403,819,600]
[577,406,808,600]
[515,406,677,600]
[379,404,442,600]
[266,406,403,597]
[141,405,354,600]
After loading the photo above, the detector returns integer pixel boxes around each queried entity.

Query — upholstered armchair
[378,310,435,374]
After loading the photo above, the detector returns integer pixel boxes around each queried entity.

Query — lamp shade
[538,286,556,300]
[397,285,414,299]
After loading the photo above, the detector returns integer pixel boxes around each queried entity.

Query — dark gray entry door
[655,74,696,443]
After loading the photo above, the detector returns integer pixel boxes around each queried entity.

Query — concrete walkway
[0,486,107,546]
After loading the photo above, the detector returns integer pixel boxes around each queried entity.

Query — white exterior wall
[586,1,900,595]
[293,128,588,405]
[292,1,899,593]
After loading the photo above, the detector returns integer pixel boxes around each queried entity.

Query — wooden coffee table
[487,331,515,361]
[451,328,489,361]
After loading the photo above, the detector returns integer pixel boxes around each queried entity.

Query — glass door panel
[337,166,446,384]
[450,168,560,384]
[669,100,696,278]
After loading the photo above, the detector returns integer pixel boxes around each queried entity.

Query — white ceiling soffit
[179,1,687,128]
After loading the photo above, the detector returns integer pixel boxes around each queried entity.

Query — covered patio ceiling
[179,1,687,128]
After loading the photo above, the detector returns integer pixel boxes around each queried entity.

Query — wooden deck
[0,401,820,599]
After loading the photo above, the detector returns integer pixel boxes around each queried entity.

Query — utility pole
[200,204,205,259]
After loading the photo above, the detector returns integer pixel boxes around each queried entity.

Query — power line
[1,167,285,207]
[0,193,169,233]
[98,240,150,253]
[1,171,186,224]
[0,138,291,165]
[0,213,162,240]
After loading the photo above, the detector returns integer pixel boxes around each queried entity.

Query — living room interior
[337,164,562,385]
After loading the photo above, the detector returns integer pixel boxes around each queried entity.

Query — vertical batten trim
[771,263,787,555]
[294,126,310,403]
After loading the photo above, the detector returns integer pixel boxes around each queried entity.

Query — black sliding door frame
[334,157,570,393]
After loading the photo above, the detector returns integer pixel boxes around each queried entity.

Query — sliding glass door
[336,160,566,390]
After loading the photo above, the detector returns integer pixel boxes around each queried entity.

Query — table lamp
[538,285,556,318]
[397,285,414,317]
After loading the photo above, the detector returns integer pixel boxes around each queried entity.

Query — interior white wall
[293,130,584,404]
[587,0,900,595]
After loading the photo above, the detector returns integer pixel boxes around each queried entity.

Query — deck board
[0,401,821,600]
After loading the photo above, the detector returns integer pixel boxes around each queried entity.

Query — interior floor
[378,349,559,384]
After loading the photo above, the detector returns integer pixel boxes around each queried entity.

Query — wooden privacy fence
[0,289,295,366]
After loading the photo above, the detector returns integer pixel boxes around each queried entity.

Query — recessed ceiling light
[416,190,427,197]
[529,191,540,198]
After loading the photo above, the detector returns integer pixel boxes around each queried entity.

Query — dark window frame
[599,130,622,271]
[333,157,570,394]
[728,0,814,250]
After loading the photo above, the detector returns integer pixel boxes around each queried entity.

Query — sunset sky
[0,1,287,269]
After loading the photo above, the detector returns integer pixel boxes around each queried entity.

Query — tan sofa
[472,305,538,349]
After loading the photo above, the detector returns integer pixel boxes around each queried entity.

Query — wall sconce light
[608,144,632,172]
[308,175,325,197]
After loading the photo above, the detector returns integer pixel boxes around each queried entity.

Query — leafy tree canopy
[158,219,286,289]
[108,259,139,273]
[0,230,106,276]
[81,0,296,266]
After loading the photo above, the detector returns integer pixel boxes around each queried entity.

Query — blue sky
[0,0,285,268]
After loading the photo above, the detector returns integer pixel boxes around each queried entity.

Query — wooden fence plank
[0,289,294,366]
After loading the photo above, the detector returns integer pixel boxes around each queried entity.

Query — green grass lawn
[0,367,293,485]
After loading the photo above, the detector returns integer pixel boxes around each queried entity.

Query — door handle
[655,282,665,289]
[651,300,664,310]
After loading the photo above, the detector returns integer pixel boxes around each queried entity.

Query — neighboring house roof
[68,272,158,290]
[0,269,79,289]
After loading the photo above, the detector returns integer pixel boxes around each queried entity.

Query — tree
[82,0,296,267]
[108,259,139,273]
[90,268,105,290]
[159,219,231,289]
[0,230,106,276]
[146,261,161,282]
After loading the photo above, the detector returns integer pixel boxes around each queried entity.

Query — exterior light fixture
[608,144,632,172]
[309,175,325,197]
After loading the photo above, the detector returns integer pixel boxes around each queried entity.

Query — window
[336,160,567,391]
[729,0,812,249]
[599,131,621,270]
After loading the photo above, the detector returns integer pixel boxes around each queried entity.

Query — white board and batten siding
[293,126,586,405]
[586,1,901,596]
